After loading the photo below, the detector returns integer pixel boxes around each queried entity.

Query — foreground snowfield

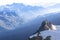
[29,25,60,40]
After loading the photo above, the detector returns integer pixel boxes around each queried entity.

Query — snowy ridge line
[29,26,60,40]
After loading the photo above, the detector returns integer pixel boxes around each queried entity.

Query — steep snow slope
[29,25,60,40]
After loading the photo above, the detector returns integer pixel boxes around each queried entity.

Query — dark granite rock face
[28,36,43,40]
[44,36,51,40]
[33,20,53,35]
[28,36,51,40]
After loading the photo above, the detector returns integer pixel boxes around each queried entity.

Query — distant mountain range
[0,3,60,30]
[0,3,44,30]
[0,3,60,40]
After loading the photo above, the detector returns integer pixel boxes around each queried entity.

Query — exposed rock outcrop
[28,35,51,40]
[28,36,43,40]
[44,36,51,40]
[28,20,56,40]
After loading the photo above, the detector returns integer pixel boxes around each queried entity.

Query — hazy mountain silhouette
[0,3,60,40]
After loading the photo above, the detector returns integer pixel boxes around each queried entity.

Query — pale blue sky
[0,0,60,7]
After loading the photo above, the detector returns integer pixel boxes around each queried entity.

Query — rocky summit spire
[33,20,51,34]
[28,20,56,40]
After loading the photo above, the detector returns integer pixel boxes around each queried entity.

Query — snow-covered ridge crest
[29,25,59,40]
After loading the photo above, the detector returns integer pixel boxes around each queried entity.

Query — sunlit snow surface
[29,26,60,40]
